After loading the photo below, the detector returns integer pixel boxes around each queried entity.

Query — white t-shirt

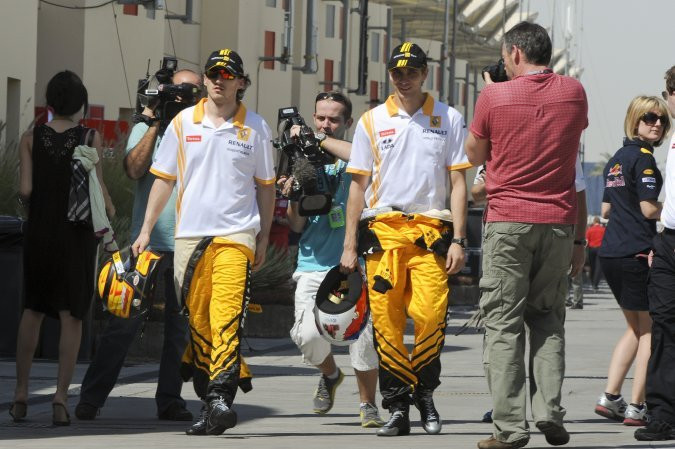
[347,94,471,212]
[150,99,276,238]
[660,132,675,229]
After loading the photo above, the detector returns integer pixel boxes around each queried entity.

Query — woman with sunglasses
[595,95,671,427]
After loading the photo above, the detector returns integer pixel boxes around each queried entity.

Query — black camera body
[135,57,200,134]
[273,107,334,216]
[481,58,508,83]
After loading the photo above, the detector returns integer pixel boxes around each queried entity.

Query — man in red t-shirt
[586,216,606,290]
[466,22,588,449]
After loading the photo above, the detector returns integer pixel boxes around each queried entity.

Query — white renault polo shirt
[347,94,471,211]
[150,98,275,238]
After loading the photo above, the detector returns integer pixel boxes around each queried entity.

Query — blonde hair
[624,95,671,147]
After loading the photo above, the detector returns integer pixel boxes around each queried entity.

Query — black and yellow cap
[387,42,427,71]
[204,48,245,76]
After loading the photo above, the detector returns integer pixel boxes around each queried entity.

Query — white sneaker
[624,403,648,426]
[594,393,627,421]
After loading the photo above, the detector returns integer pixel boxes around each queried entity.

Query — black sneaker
[635,420,675,441]
[413,389,442,434]
[376,403,410,437]
[312,368,344,414]
[206,397,237,435]
[185,404,208,436]
[75,402,99,420]
[158,402,193,421]
[536,421,570,446]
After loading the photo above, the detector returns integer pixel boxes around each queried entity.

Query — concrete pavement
[0,284,668,448]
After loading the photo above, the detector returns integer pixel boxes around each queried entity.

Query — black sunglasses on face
[206,69,237,81]
[641,112,668,125]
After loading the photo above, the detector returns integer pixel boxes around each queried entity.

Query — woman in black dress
[10,71,114,425]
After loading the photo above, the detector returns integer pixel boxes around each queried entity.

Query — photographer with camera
[340,42,471,437]
[465,22,588,449]
[132,48,275,436]
[75,68,201,422]
[276,91,384,428]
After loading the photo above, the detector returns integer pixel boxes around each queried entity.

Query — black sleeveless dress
[23,124,98,320]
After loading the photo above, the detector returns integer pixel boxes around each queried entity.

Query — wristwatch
[573,239,588,247]
[451,237,468,249]
[315,132,327,146]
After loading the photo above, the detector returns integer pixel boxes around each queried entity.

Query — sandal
[52,403,71,426]
[9,401,27,422]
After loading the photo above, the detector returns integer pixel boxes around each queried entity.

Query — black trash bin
[0,215,93,360]
[0,215,24,356]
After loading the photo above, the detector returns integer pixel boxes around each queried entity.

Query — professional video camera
[135,57,201,134]
[273,106,335,216]
[481,58,508,83]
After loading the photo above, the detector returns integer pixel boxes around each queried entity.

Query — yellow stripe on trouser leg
[366,251,418,408]
[184,242,251,404]
[406,247,448,388]
[207,243,250,403]
[186,246,215,375]
[364,214,449,407]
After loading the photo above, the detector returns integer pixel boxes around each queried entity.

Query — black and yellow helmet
[98,250,162,319]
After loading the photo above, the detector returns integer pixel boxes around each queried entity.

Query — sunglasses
[206,69,237,81]
[641,112,668,125]
[315,91,349,104]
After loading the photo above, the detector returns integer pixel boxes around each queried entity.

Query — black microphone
[292,157,318,192]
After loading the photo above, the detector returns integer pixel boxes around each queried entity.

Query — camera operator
[75,69,201,423]
[465,22,588,449]
[277,91,384,428]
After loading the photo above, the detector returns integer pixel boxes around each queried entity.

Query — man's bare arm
[321,137,351,163]
[124,122,160,180]
[447,169,467,274]
[339,174,368,273]
[465,132,490,166]
[131,177,175,256]
[254,182,276,270]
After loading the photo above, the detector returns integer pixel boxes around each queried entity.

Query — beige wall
[29,0,478,135]
[1,0,38,146]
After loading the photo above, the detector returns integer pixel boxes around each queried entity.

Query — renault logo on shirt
[237,127,251,142]
[430,116,441,128]
[227,139,253,152]
[423,128,447,135]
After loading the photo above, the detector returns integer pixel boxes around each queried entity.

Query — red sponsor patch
[379,128,396,137]
[186,135,201,142]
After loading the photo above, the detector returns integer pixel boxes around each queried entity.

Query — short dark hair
[46,70,88,117]
[315,91,353,121]
[503,22,552,66]
[237,74,251,103]
[666,65,675,95]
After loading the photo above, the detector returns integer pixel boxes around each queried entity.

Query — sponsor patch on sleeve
[186,135,201,142]
[643,169,654,175]
[379,128,396,137]
[642,177,656,183]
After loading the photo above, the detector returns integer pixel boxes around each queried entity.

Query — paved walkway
[0,284,668,448]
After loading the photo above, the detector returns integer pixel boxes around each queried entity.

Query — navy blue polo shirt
[600,138,662,257]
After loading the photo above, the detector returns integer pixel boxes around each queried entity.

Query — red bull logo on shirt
[608,163,622,177]
[606,163,625,188]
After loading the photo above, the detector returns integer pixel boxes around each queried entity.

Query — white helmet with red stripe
[314,265,369,346]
